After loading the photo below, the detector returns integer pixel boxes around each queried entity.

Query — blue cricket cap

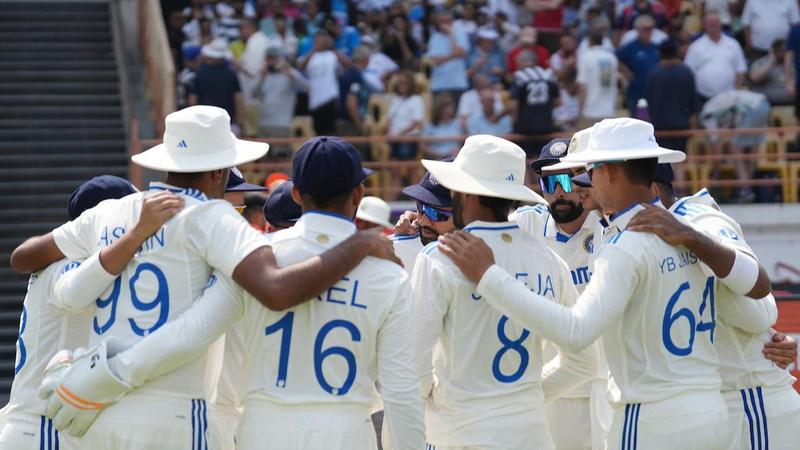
[401,156,453,208]
[68,175,137,220]
[572,172,592,188]
[263,181,301,225]
[227,166,268,192]
[530,138,570,174]
[292,136,371,197]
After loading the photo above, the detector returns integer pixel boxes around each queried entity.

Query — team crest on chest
[583,233,594,254]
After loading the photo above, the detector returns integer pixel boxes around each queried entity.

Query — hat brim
[201,48,230,59]
[356,211,393,229]
[132,137,269,173]
[541,160,586,172]
[559,147,686,164]
[421,160,546,204]
[529,157,560,173]
[227,181,269,192]
[401,184,450,208]
[572,173,592,188]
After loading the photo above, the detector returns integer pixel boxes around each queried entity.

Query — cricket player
[630,169,800,450]
[9,107,399,447]
[438,119,773,449]
[512,136,610,450]
[390,160,455,274]
[0,175,168,450]
[412,135,599,449]
[39,137,425,450]
[263,180,302,232]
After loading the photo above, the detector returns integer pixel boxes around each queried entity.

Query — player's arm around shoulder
[375,276,426,450]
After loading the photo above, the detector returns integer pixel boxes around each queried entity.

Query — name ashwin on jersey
[97,225,167,253]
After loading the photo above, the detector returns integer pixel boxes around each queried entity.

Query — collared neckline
[608,197,662,230]
[149,182,209,202]
[544,209,604,243]
[464,220,519,233]
[295,210,357,240]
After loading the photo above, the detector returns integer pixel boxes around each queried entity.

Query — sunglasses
[539,173,573,194]
[233,205,246,215]
[587,161,621,181]
[417,202,452,222]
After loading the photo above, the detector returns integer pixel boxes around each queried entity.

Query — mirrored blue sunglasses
[417,201,452,222]
[539,173,573,194]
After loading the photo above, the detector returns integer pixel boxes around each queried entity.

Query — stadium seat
[291,116,315,152]
[788,161,800,202]
[756,132,792,202]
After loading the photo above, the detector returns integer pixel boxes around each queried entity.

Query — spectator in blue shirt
[426,10,471,100]
[421,95,464,159]
[298,14,361,57]
[616,14,660,113]
[784,23,800,117]
[467,27,506,85]
[466,89,512,135]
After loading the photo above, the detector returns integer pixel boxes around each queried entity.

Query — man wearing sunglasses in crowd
[390,157,456,275]
[510,131,612,450]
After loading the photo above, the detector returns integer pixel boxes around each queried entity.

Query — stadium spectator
[684,11,746,102]
[177,46,201,109]
[215,2,241,42]
[618,20,669,47]
[297,30,347,136]
[742,0,799,58]
[467,27,506,85]
[420,95,463,159]
[492,11,521,52]
[361,36,399,92]
[466,89,512,135]
[509,50,559,154]
[189,39,245,133]
[749,38,793,105]
[528,0,565,50]
[577,24,618,127]
[427,10,471,99]
[266,13,299,61]
[549,32,577,80]
[645,39,696,182]
[381,14,420,71]
[253,47,308,157]
[236,18,270,136]
[618,0,668,30]
[456,73,504,125]
[702,0,735,32]
[298,14,361,57]
[387,71,425,160]
[616,15,660,113]
[507,26,550,73]
[453,2,479,38]
[785,22,800,115]
[700,90,770,202]
[553,67,580,131]
[336,46,372,139]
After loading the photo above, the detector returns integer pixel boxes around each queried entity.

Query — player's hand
[627,203,694,246]
[438,231,495,283]
[394,211,419,236]
[39,340,131,437]
[360,228,403,267]
[132,192,184,240]
[763,332,797,369]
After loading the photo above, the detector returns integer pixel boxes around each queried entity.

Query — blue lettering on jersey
[317,277,365,310]
[139,228,166,253]
[515,272,556,298]
[98,225,126,247]
[659,252,698,273]
[97,225,167,252]
[571,266,592,285]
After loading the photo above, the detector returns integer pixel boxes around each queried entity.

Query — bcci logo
[428,174,440,186]
[583,233,594,254]
[550,141,567,157]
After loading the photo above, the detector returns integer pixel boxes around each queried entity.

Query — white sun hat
[356,196,393,228]
[421,135,546,204]
[558,118,685,165]
[201,38,232,59]
[542,125,595,172]
[131,106,269,173]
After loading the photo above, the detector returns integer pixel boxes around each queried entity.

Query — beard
[419,227,438,246]
[550,198,584,224]
[452,192,466,229]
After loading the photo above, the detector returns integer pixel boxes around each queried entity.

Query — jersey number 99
[93,263,170,337]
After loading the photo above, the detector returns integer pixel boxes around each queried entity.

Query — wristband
[719,250,759,296]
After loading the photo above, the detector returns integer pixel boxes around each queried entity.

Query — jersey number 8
[492,315,531,383]
[93,263,170,337]
[662,276,716,356]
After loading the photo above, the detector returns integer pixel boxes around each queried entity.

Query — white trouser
[237,401,377,450]
[590,379,614,450]
[607,390,728,450]
[75,392,211,450]
[0,411,75,450]
[209,403,240,450]
[723,385,800,450]
[546,397,591,450]
[426,409,554,450]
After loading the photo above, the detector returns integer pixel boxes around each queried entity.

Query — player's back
[236,212,421,450]
[599,223,721,405]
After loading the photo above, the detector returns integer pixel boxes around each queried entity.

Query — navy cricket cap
[530,139,570,174]
[401,156,453,208]
[572,172,592,188]
[68,175,137,220]
[292,136,371,197]
[655,163,674,188]
[263,180,301,225]
[227,167,268,192]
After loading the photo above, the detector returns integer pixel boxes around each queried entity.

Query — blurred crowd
[161,0,800,203]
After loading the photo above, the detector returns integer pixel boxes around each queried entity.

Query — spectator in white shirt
[576,24,618,127]
[703,0,736,30]
[742,0,800,56]
[550,32,578,80]
[298,30,349,136]
[684,11,747,102]
[267,13,298,61]
[456,73,504,126]
[236,18,270,136]
[387,71,425,160]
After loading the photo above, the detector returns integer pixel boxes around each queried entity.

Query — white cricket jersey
[412,221,598,447]
[390,234,424,275]
[476,204,723,406]
[5,260,92,416]
[234,212,424,450]
[671,190,795,392]
[51,182,268,399]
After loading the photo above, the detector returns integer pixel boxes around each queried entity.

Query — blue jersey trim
[464,224,519,232]
[149,183,209,202]
[555,232,572,243]
[391,234,419,241]
[422,241,439,255]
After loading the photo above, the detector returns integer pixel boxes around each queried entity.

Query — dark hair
[772,38,787,52]
[620,158,659,186]
[478,196,519,222]
[301,189,354,209]
[659,39,678,59]
[655,181,674,201]
[432,94,454,126]
[241,17,258,29]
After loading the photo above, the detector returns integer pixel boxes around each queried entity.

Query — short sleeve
[733,41,747,73]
